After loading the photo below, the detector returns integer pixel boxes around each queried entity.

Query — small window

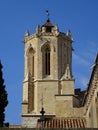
[46,27,51,33]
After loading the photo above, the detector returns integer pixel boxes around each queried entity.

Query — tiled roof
[37,117,86,128]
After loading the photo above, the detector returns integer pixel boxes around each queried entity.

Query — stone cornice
[22,32,59,44]
[22,114,55,117]
[58,32,74,43]
[22,34,38,43]
[22,31,74,44]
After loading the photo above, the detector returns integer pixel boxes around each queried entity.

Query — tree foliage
[0,61,8,127]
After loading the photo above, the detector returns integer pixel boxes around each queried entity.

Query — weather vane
[46,10,50,19]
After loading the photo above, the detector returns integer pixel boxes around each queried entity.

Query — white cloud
[73,40,98,68]
[73,53,90,67]
[82,41,97,59]
[79,76,89,89]
[75,73,89,90]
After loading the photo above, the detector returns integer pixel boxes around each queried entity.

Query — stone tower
[22,18,75,128]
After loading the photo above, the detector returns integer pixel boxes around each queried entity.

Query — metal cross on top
[46,10,50,19]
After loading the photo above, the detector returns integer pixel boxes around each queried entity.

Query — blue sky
[0,0,98,125]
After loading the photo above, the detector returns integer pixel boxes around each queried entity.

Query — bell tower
[22,18,74,128]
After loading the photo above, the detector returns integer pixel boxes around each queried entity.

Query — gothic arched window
[28,48,34,79]
[42,45,50,77]
[45,47,50,75]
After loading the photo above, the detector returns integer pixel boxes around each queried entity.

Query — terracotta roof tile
[37,117,86,128]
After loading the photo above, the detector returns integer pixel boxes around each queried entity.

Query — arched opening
[45,47,50,75]
[28,48,35,112]
[28,48,34,79]
[42,45,50,77]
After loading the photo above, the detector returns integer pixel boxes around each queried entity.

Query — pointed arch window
[28,48,34,79]
[45,47,50,75]
[42,45,50,76]
[27,48,35,111]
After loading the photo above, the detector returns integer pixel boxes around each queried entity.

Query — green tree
[0,61,8,127]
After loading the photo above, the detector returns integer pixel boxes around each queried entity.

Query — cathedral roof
[87,53,98,90]
[82,53,98,106]
[42,18,54,27]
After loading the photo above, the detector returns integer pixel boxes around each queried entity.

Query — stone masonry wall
[22,116,39,128]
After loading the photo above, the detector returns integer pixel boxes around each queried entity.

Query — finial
[61,64,71,80]
[40,107,45,116]
[25,29,30,37]
[40,94,45,118]
[46,10,50,19]
[67,29,72,37]
[36,25,41,34]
